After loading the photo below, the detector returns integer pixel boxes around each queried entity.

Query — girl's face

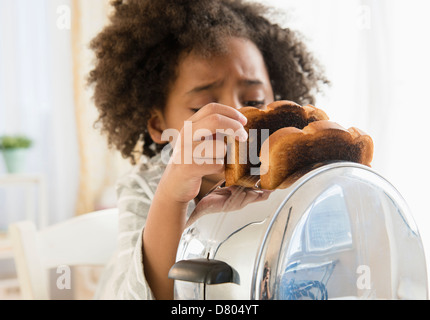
[162,36,274,132]
[149,37,274,188]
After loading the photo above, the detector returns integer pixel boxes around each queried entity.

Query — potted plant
[0,135,33,174]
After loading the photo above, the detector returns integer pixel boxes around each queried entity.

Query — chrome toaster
[169,162,428,300]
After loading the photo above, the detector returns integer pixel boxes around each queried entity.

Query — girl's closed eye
[244,100,265,108]
[191,101,265,113]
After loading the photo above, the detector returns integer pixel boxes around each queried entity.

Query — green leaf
[0,135,33,149]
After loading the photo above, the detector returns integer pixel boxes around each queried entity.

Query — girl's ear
[147,109,166,144]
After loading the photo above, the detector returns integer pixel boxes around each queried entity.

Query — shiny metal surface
[173,162,428,300]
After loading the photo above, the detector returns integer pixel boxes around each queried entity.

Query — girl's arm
[142,184,189,300]
[142,103,248,300]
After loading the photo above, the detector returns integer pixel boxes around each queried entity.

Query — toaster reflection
[260,262,271,300]
[170,162,428,300]
[273,184,350,300]
[186,185,273,229]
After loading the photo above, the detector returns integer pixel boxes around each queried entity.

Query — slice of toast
[225,100,329,187]
[259,120,374,190]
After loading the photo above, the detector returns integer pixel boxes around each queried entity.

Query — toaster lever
[168,259,240,285]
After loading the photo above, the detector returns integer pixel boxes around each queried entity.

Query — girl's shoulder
[116,150,168,200]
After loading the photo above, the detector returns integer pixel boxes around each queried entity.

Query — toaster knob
[168,258,240,285]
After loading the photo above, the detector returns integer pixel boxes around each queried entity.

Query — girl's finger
[191,113,248,142]
[188,103,248,126]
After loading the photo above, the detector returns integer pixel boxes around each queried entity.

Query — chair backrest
[8,208,118,300]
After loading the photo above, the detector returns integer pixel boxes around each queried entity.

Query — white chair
[8,208,118,300]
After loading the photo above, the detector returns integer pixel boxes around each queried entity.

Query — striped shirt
[93,145,196,299]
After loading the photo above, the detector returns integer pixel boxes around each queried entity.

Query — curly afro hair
[88,0,329,164]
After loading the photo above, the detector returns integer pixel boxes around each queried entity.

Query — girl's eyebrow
[186,78,264,95]
[187,80,223,95]
[240,79,264,86]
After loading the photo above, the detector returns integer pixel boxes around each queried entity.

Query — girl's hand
[157,103,248,203]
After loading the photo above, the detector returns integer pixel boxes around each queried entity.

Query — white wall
[0,0,79,227]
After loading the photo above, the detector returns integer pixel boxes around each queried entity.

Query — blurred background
[0,0,429,299]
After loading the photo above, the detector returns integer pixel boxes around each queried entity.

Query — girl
[89,0,327,300]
